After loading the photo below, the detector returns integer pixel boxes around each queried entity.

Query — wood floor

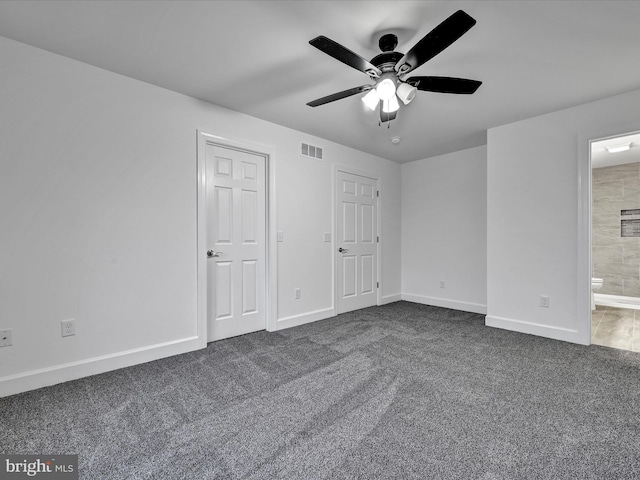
[592,304,640,352]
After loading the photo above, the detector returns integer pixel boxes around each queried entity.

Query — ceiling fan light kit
[306,10,482,126]
[376,77,397,100]
[382,96,400,114]
[396,82,417,105]
[362,89,380,110]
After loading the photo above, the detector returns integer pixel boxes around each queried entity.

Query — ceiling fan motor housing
[371,51,404,74]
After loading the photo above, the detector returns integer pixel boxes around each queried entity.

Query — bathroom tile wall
[593,162,640,296]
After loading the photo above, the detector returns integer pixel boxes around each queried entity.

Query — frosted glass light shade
[361,89,379,111]
[382,95,400,113]
[397,83,417,105]
[376,78,396,101]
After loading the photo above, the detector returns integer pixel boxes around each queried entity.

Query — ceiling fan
[306,10,482,123]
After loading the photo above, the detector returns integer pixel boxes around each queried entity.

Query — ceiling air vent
[301,142,323,160]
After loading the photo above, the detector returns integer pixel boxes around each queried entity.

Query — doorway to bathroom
[591,131,640,352]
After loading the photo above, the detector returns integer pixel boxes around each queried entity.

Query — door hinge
[376,190,379,197]
[377,236,379,243]
[377,282,379,288]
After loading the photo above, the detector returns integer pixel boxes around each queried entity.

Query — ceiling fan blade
[396,10,476,75]
[380,107,397,123]
[310,36,382,77]
[406,76,482,94]
[307,85,373,107]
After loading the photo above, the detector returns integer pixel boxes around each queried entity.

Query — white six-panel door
[336,170,378,314]
[205,143,266,341]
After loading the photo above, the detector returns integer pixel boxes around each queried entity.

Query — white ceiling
[1,0,640,163]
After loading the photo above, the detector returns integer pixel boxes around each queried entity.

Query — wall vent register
[621,209,640,237]
[301,142,323,160]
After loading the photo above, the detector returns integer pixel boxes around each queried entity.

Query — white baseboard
[595,293,640,310]
[0,336,203,398]
[276,307,335,330]
[485,315,586,345]
[402,293,487,315]
[381,293,402,305]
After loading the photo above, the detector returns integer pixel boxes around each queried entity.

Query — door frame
[333,165,382,314]
[577,121,640,346]
[196,131,277,346]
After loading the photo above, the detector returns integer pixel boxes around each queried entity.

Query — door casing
[577,121,640,346]
[197,131,277,346]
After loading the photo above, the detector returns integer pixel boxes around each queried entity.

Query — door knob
[207,250,222,258]
[338,247,349,253]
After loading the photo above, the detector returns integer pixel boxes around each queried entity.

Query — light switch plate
[324,233,331,242]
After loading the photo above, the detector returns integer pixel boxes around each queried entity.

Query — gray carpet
[2,301,640,479]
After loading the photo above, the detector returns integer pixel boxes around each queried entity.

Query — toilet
[592,277,604,310]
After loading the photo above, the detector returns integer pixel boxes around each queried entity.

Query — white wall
[401,146,487,313]
[487,87,640,344]
[0,37,401,397]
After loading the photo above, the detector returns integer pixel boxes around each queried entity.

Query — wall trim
[276,308,335,331]
[381,293,402,305]
[485,315,585,344]
[0,336,202,399]
[403,293,487,314]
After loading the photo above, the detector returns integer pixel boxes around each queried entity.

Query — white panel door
[336,170,378,314]
[205,143,266,341]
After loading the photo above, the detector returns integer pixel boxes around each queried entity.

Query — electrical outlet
[61,319,76,337]
[540,296,550,308]
[440,280,446,289]
[277,231,284,242]
[294,288,301,300]
[0,329,12,347]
